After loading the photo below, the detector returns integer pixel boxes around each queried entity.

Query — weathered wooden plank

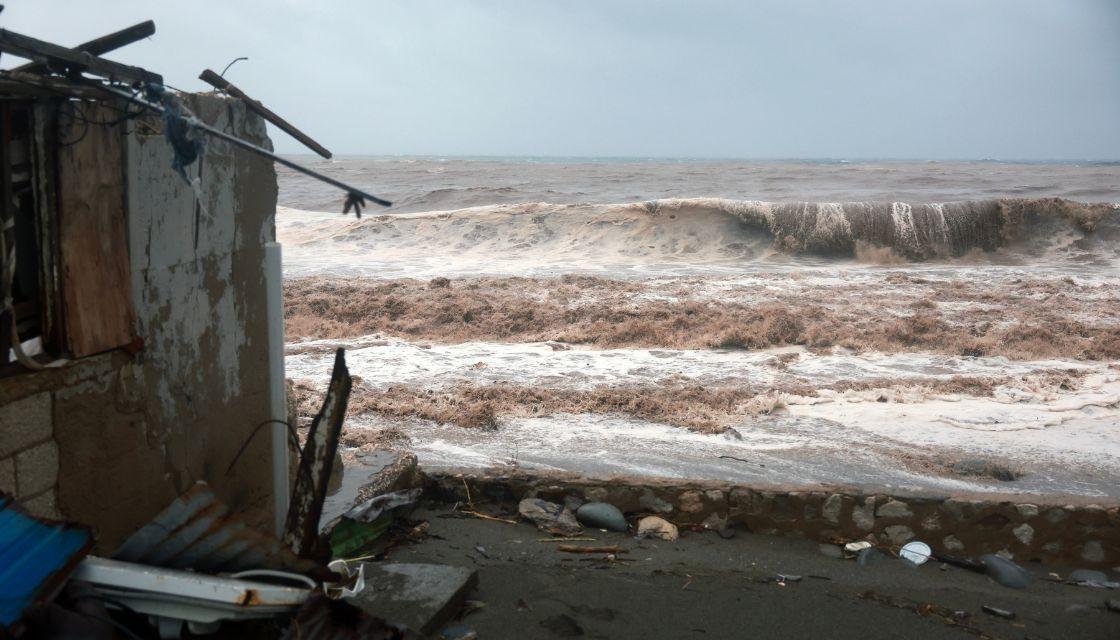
[283,349,351,557]
[56,102,135,358]
[0,28,161,85]
[199,69,333,159]
[14,21,156,75]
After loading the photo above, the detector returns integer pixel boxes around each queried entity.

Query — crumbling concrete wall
[0,94,278,550]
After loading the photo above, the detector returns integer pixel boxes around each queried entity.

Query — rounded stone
[980,554,1031,589]
[1079,540,1105,563]
[942,534,965,552]
[1012,523,1034,546]
[638,490,674,514]
[822,494,844,524]
[876,500,913,519]
[882,525,915,545]
[1014,503,1039,519]
[678,490,704,514]
[576,502,628,532]
[852,498,876,531]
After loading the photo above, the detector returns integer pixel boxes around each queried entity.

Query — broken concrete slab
[352,563,477,635]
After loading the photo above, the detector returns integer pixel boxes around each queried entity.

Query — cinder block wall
[0,95,278,550]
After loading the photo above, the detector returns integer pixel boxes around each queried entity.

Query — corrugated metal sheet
[113,482,328,579]
[0,494,94,631]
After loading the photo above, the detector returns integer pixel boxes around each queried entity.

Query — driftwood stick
[199,68,333,159]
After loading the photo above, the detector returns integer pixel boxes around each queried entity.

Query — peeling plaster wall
[0,95,278,550]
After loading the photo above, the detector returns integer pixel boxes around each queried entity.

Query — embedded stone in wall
[639,489,673,514]
[920,513,941,531]
[1012,523,1034,546]
[852,497,876,531]
[678,490,704,514]
[15,440,59,496]
[876,500,913,519]
[0,393,52,458]
[1080,541,1105,563]
[822,494,843,523]
[883,525,915,545]
[1015,503,1039,519]
[942,534,965,552]
[1045,507,1069,524]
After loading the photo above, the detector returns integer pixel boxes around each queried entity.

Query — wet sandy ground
[386,504,1120,639]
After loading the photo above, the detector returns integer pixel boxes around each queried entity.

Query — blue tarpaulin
[0,495,93,631]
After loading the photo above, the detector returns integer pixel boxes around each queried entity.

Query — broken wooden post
[13,21,155,75]
[0,28,161,85]
[283,348,352,557]
[199,68,333,159]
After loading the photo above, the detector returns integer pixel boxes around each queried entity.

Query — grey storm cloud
[3,0,1118,159]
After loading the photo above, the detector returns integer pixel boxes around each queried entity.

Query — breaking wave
[280,197,1118,268]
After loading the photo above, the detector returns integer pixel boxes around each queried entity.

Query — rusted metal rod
[199,68,332,159]
[13,21,155,75]
[94,83,391,211]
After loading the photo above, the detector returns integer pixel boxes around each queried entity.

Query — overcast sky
[3,1,1118,159]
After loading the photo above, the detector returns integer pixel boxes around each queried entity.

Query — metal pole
[97,83,391,209]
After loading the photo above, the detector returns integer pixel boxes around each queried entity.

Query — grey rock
[852,498,876,531]
[821,494,843,523]
[717,528,736,540]
[876,500,913,518]
[576,502,628,532]
[942,534,965,552]
[519,498,582,535]
[638,489,673,514]
[353,563,477,635]
[1012,523,1034,546]
[562,495,584,512]
[980,554,1031,589]
[1015,503,1039,519]
[1080,540,1106,563]
[1106,599,1120,613]
[882,525,915,545]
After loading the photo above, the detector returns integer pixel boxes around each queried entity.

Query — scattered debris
[557,545,627,554]
[981,605,1016,620]
[0,496,93,634]
[575,502,628,532]
[844,541,873,557]
[72,556,312,637]
[899,541,932,566]
[949,459,1021,482]
[636,516,679,541]
[440,624,478,640]
[350,563,478,636]
[114,482,327,579]
[458,510,518,525]
[518,498,582,536]
[1066,568,1119,588]
[980,554,1031,589]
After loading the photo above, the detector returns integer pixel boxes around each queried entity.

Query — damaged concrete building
[0,84,284,550]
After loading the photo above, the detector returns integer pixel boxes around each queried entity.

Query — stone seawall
[427,470,1120,567]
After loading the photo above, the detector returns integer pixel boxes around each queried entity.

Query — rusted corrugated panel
[113,482,328,579]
